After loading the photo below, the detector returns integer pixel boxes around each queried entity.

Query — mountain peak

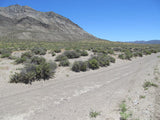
[3,4,35,13]
[0,5,96,41]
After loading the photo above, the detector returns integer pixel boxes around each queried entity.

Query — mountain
[0,4,96,41]
[127,40,160,44]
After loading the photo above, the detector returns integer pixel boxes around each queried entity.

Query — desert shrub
[107,49,114,54]
[21,52,33,59]
[37,62,55,80]
[124,50,133,60]
[91,54,115,67]
[133,52,143,57]
[54,49,61,53]
[113,47,122,52]
[15,52,34,64]
[0,49,12,58]
[59,59,70,66]
[92,55,109,67]
[88,58,99,70]
[108,56,115,63]
[10,61,57,84]
[72,61,81,72]
[150,49,157,53]
[143,50,151,55]
[118,54,125,59]
[31,47,47,55]
[15,57,27,64]
[92,49,98,52]
[138,52,143,57]
[10,71,36,84]
[79,61,88,71]
[51,51,56,56]
[64,50,80,59]
[72,61,88,72]
[30,56,46,65]
[118,51,133,60]
[55,54,68,61]
[80,50,88,56]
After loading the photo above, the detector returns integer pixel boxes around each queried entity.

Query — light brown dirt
[0,53,159,120]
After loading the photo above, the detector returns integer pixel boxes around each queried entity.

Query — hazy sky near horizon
[0,0,160,41]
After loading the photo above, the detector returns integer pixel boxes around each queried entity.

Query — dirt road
[0,53,159,120]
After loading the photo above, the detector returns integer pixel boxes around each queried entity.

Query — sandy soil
[0,53,159,120]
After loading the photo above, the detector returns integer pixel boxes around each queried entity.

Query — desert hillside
[0,5,96,41]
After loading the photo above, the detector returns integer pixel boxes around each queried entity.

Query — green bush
[54,49,61,53]
[21,52,34,59]
[124,50,133,60]
[143,50,151,55]
[51,51,56,56]
[0,49,12,58]
[10,71,36,84]
[72,61,81,72]
[55,54,68,61]
[31,47,47,55]
[118,54,125,59]
[59,59,70,66]
[72,61,88,72]
[79,61,88,71]
[15,57,27,64]
[10,61,57,84]
[31,56,46,65]
[64,50,80,59]
[88,59,99,70]
[91,54,115,67]
[119,51,133,60]
[80,50,88,56]
[93,55,109,67]
[15,52,34,64]
[107,49,114,54]
[108,56,116,63]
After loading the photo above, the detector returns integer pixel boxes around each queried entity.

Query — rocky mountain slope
[0,5,96,41]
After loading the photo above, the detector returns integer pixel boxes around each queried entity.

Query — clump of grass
[139,95,146,99]
[89,110,101,118]
[143,81,158,90]
[119,101,131,120]
[120,102,127,113]
[120,112,130,120]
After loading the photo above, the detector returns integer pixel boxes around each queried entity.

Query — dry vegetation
[0,38,160,84]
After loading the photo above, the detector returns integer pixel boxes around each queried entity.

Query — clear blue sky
[0,0,160,41]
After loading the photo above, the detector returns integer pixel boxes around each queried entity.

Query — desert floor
[0,53,160,120]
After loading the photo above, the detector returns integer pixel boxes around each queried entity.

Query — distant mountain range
[127,40,160,44]
[0,5,97,41]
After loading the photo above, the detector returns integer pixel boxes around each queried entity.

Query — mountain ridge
[0,4,97,41]
[127,40,160,44]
